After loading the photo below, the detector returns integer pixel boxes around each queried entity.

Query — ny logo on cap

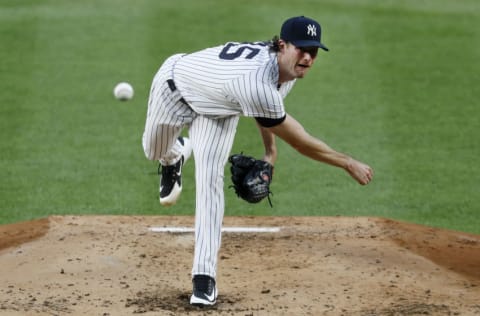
[307,24,317,37]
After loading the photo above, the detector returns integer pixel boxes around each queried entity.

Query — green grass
[1,0,479,234]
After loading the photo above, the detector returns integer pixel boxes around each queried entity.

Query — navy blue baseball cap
[280,16,329,51]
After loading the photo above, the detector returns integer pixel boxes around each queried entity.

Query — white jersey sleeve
[172,42,295,118]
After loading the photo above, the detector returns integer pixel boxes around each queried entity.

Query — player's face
[277,41,317,83]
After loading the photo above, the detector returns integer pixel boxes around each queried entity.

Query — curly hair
[268,35,281,52]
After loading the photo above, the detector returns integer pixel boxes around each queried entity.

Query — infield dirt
[0,215,479,315]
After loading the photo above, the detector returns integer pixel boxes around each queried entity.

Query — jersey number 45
[219,42,267,60]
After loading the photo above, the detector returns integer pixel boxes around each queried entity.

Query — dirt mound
[0,215,479,315]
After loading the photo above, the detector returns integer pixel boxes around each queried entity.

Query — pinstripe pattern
[174,43,295,118]
[189,115,239,277]
[143,43,297,281]
[142,54,197,164]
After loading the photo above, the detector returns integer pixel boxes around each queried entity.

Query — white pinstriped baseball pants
[142,54,239,279]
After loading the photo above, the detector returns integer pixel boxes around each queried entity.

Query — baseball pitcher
[142,16,373,306]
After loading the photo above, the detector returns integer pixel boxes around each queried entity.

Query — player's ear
[278,39,287,51]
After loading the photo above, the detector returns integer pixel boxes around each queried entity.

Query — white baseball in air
[113,82,134,101]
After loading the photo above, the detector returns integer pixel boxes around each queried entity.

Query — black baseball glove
[228,154,273,206]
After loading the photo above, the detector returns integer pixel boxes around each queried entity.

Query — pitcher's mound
[0,215,479,315]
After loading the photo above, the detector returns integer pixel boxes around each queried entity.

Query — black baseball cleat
[190,275,218,306]
[159,137,192,206]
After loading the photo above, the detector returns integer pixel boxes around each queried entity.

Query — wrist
[344,157,355,171]
[263,155,276,166]
[263,151,277,166]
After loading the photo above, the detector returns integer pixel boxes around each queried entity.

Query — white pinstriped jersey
[172,41,296,118]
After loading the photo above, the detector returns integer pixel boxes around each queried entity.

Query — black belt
[167,79,189,105]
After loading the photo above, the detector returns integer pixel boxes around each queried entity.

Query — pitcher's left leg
[188,115,239,302]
